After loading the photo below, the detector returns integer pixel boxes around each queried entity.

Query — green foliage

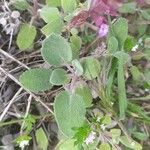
[113,18,128,49]
[16,134,31,147]
[55,139,78,150]
[101,116,111,125]
[17,24,37,50]
[107,36,118,54]
[19,68,53,92]
[124,36,136,52]
[41,34,72,66]
[22,115,36,133]
[61,0,77,13]
[74,84,92,108]
[54,91,86,137]
[50,68,70,85]
[141,9,150,20]
[35,128,48,150]
[70,35,82,59]
[11,0,30,10]
[73,125,90,146]
[120,136,142,150]
[144,37,150,48]
[72,59,84,76]
[46,0,61,7]
[40,7,64,35]
[99,143,111,150]
[117,54,127,120]
[40,7,60,23]
[130,66,142,81]
[110,129,121,144]
[81,57,101,80]
[119,2,137,14]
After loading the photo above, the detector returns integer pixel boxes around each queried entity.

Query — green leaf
[40,7,60,23]
[124,36,136,52]
[130,66,142,81]
[55,139,78,150]
[61,0,77,13]
[40,7,64,36]
[41,34,72,66]
[141,9,150,20]
[74,84,92,108]
[81,57,101,80]
[41,18,64,36]
[23,115,36,133]
[120,136,142,150]
[113,51,131,64]
[70,35,82,59]
[54,91,86,137]
[119,2,137,14]
[110,129,121,144]
[113,18,128,49]
[115,53,128,120]
[19,68,53,92]
[72,59,83,76]
[99,143,111,150]
[110,129,121,138]
[107,36,118,54]
[35,128,48,150]
[144,37,150,48]
[50,68,70,85]
[11,0,30,10]
[130,130,149,141]
[101,116,111,125]
[17,24,37,50]
[46,0,61,7]
[73,125,90,146]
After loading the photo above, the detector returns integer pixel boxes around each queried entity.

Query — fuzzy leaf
[107,36,118,54]
[46,0,61,7]
[40,7,60,23]
[119,2,137,14]
[17,24,36,50]
[54,91,86,137]
[11,0,30,10]
[81,57,101,80]
[41,34,72,66]
[61,0,77,13]
[35,128,48,150]
[41,18,64,36]
[74,84,92,108]
[40,7,64,35]
[120,136,142,150]
[70,35,82,59]
[113,18,128,49]
[55,139,78,150]
[19,68,53,92]
[50,68,70,85]
[99,143,111,150]
[72,59,83,76]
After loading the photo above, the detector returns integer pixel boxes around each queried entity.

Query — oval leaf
[41,34,72,66]
[81,57,101,80]
[17,24,37,50]
[50,68,70,85]
[54,91,86,137]
[113,18,128,49]
[55,139,78,150]
[19,68,53,92]
[74,84,92,108]
[35,128,48,150]
[61,0,77,13]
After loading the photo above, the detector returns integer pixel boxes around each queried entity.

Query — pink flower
[98,23,109,37]
[90,0,122,26]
